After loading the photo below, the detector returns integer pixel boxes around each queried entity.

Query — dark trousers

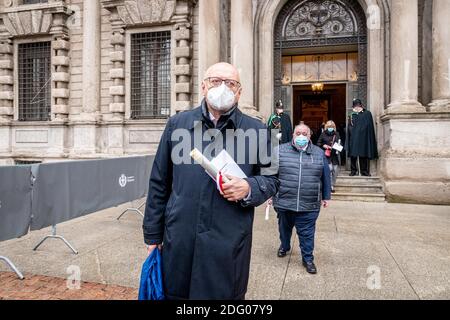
[277,208,320,263]
[351,157,370,175]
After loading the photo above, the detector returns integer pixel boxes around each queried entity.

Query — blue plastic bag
[138,248,165,300]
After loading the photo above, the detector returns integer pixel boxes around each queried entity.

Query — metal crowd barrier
[0,165,32,279]
[0,256,24,280]
[0,155,154,279]
[117,198,146,220]
[33,225,79,255]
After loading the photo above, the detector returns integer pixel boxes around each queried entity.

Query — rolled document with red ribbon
[190,148,230,184]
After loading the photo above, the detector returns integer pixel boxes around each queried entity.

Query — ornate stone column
[71,0,101,156]
[386,0,425,113]
[108,9,126,121]
[0,38,13,159]
[81,0,101,117]
[105,7,126,155]
[50,8,71,121]
[230,0,261,119]
[230,0,253,106]
[0,40,13,123]
[428,0,450,112]
[197,0,220,90]
[380,0,450,205]
[173,1,193,113]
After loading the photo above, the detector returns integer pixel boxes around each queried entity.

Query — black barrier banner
[98,156,153,211]
[0,166,32,242]
[31,156,154,230]
[142,155,154,195]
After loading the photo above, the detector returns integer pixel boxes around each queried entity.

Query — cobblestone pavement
[0,272,137,300]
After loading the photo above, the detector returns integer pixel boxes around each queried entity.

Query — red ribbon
[218,171,225,193]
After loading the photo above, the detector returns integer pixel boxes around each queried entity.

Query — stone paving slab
[0,200,449,300]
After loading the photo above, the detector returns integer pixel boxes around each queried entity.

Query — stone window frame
[124,26,176,121]
[13,36,54,123]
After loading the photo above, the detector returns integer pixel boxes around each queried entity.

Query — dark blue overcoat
[143,101,279,300]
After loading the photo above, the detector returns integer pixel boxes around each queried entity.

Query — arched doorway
[273,0,368,159]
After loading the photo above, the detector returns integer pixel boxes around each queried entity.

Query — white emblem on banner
[119,174,135,188]
[119,174,127,187]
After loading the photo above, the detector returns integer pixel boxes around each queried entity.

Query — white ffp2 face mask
[206,83,236,111]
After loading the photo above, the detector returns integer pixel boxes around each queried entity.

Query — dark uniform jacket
[348,109,378,159]
[268,112,293,144]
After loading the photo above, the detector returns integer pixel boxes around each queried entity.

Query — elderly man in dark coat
[273,124,331,274]
[348,99,378,176]
[143,63,279,300]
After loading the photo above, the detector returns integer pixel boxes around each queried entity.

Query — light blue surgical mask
[294,135,309,148]
[327,128,335,133]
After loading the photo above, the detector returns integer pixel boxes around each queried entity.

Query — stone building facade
[0,0,449,204]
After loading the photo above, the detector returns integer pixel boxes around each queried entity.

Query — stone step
[331,192,386,202]
[339,171,377,177]
[334,184,384,194]
[333,173,386,202]
[336,176,382,185]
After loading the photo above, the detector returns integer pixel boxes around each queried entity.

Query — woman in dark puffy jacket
[317,120,341,193]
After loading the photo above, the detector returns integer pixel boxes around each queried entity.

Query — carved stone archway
[273,0,368,109]
[255,0,389,130]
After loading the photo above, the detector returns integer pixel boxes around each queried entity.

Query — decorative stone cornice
[101,0,176,26]
[380,111,450,122]
[0,1,73,39]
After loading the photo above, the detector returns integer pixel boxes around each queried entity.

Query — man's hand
[220,175,250,202]
[147,244,162,255]
[322,200,330,208]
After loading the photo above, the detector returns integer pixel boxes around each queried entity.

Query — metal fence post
[117,198,146,220]
[33,225,78,254]
[0,256,24,280]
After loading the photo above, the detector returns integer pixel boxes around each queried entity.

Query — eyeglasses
[205,77,241,91]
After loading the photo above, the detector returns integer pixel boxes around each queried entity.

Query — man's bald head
[293,124,312,138]
[201,62,242,112]
[204,62,241,83]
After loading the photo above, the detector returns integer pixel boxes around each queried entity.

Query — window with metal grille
[22,0,48,4]
[18,42,51,121]
[131,31,171,119]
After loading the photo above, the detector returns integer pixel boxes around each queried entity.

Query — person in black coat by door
[268,100,293,144]
[348,99,378,176]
